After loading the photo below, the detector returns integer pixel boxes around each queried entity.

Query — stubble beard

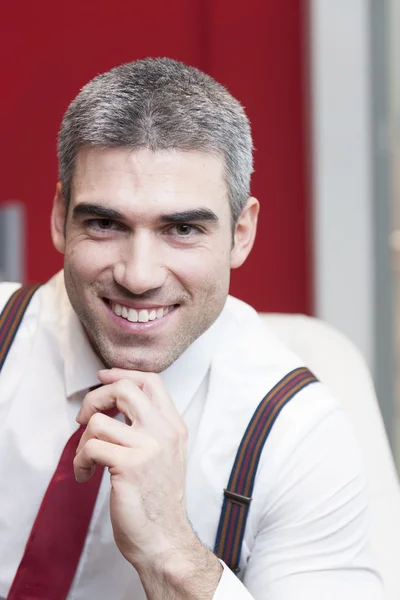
[64,271,225,373]
[74,303,221,373]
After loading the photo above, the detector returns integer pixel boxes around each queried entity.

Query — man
[0,58,383,599]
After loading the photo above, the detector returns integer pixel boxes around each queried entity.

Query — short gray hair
[58,57,254,225]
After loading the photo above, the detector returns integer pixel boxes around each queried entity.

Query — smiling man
[55,146,249,374]
[0,58,383,600]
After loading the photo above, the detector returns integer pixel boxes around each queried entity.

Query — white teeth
[127,308,138,322]
[138,309,149,323]
[111,302,174,322]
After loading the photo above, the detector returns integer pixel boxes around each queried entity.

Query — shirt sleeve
[215,396,385,600]
[212,561,255,599]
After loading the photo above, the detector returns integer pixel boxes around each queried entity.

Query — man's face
[52,147,257,372]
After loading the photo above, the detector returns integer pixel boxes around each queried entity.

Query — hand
[74,368,193,568]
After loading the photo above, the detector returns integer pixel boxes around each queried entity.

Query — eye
[85,218,124,232]
[175,223,194,236]
[90,219,114,230]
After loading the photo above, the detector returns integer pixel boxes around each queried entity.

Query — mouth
[110,301,176,323]
[103,298,179,329]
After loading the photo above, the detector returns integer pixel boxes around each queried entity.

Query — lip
[103,299,178,333]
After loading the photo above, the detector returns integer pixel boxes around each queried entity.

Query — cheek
[65,241,118,281]
[168,246,231,292]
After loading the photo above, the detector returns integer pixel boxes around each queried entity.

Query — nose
[113,231,167,295]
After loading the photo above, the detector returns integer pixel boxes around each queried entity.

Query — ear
[51,182,66,254]
[230,197,259,269]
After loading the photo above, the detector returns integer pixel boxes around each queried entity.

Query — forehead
[71,147,229,215]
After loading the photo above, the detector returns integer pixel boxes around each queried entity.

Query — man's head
[51,58,259,372]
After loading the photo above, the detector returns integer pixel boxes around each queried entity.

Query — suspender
[0,284,41,372]
[0,285,318,578]
[213,366,318,573]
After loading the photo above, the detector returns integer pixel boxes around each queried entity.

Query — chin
[103,350,171,374]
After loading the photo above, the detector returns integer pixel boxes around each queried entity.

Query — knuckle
[115,378,133,397]
[84,438,98,455]
[85,386,98,402]
[88,411,105,432]
[165,426,181,447]
[148,438,162,457]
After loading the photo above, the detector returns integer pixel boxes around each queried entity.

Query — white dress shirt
[0,272,384,599]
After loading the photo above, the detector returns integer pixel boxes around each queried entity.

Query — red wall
[0,0,312,314]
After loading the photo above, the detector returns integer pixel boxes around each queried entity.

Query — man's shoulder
[225,294,258,319]
[218,295,340,431]
[0,281,23,313]
[223,295,301,364]
[0,272,65,316]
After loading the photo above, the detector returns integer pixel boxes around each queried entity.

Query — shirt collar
[59,277,230,413]
[62,296,106,398]
[160,307,230,414]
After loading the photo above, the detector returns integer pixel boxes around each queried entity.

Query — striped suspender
[214,366,318,573]
[0,284,41,372]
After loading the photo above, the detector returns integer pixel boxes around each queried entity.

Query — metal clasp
[223,489,252,505]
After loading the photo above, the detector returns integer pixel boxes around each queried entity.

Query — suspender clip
[223,489,252,505]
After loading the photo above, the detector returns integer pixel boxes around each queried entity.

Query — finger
[76,412,137,455]
[98,369,180,420]
[74,438,129,483]
[77,379,153,425]
[98,368,145,389]
[98,369,186,436]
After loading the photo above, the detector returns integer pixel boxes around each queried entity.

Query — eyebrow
[158,208,219,224]
[72,203,219,225]
[72,203,124,221]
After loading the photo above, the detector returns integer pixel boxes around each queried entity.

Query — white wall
[310,0,375,369]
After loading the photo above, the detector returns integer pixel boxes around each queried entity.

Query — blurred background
[0,0,399,468]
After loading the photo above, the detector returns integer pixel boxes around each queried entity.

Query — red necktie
[7,407,117,600]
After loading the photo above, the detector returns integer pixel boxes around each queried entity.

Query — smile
[110,302,175,323]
